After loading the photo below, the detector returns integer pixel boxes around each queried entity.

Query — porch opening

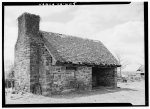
[92,67,116,88]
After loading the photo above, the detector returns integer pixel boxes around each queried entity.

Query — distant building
[14,13,120,95]
[136,65,145,79]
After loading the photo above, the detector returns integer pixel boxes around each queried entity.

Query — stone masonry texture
[14,13,117,95]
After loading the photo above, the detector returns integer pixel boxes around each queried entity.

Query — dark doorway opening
[92,67,115,88]
[92,67,100,88]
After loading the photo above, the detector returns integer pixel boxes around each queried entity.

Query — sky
[4,2,144,71]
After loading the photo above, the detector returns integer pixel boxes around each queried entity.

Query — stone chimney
[18,12,40,35]
[15,13,41,93]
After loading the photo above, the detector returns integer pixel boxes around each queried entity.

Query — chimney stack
[18,12,40,35]
[15,13,41,93]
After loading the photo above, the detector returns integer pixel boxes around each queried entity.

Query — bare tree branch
[115,53,129,77]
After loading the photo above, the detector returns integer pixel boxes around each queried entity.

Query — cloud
[92,21,144,68]
[65,2,143,34]
[5,5,74,27]
[43,6,78,23]
[5,5,72,17]
[4,25,18,62]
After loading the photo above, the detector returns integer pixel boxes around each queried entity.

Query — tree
[5,61,15,88]
[5,61,14,79]
[115,53,129,77]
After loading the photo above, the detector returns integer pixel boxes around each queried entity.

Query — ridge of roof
[40,30,103,43]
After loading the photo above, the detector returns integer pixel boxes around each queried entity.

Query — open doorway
[92,67,100,88]
[92,67,116,88]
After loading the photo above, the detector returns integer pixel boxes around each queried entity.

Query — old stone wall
[29,37,41,94]
[15,33,42,93]
[75,67,92,90]
[39,46,76,95]
[39,46,92,95]
[14,42,30,92]
[39,45,53,95]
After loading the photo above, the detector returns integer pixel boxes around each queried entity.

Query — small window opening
[66,67,77,71]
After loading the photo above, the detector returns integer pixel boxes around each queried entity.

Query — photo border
[2,1,149,107]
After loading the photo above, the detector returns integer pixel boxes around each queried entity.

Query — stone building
[14,13,120,95]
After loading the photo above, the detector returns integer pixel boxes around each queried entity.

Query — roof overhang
[56,61,121,68]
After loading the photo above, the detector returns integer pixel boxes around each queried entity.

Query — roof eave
[56,61,121,67]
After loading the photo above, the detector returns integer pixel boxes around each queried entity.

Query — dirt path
[6,80,145,105]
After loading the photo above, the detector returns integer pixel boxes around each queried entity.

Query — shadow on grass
[49,86,138,99]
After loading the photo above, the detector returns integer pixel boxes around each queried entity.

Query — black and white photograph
[2,1,148,107]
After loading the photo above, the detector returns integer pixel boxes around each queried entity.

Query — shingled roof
[40,31,120,67]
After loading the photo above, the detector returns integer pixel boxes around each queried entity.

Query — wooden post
[120,67,122,77]
[113,68,117,88]
[11,80,12,88]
